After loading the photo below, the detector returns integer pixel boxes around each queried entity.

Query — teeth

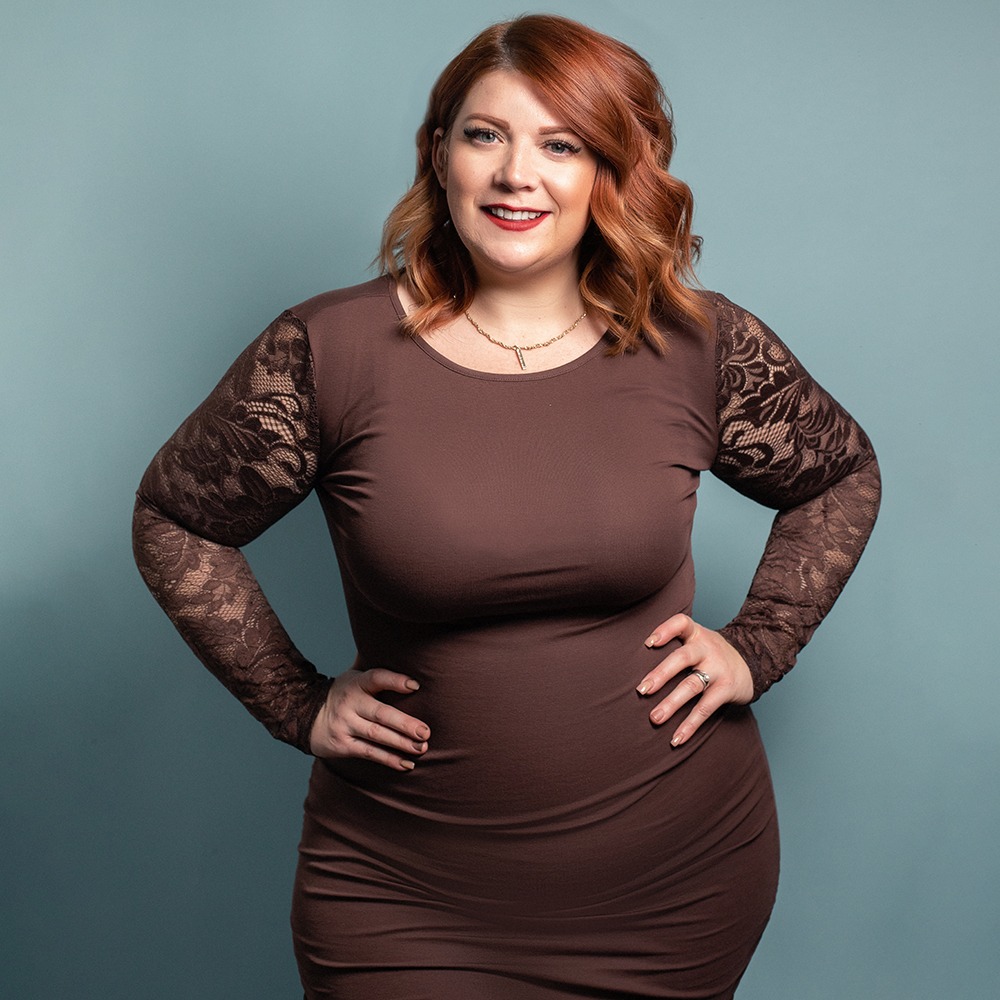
[488,207,544,221]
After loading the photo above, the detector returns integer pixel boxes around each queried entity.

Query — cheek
[560,171,598,216]
[444,185,481,251]
[446,186,475,234]
[443,163,479,210]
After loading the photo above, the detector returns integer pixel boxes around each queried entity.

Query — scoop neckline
[385,277,610,383]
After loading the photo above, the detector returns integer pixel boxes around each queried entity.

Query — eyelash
[463,126,499,144]
[462,126,582,156]
[546,139,583,156]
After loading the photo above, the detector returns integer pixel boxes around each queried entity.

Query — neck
[468,273,585,338]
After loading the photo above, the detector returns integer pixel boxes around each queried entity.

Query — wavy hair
[379,14,707,351]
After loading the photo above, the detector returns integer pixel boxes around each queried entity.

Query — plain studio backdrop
[2,1,997,997]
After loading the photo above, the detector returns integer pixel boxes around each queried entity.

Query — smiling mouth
[485,207,547,221]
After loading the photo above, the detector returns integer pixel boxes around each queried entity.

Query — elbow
[853,434,882,527]
[132,493,167,586]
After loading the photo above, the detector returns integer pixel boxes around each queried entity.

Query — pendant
[513,346,527,370]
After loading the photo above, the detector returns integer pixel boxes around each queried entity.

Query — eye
[463,126,500,145]
[545,139,584,156]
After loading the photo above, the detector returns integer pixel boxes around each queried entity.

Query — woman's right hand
[309,668,430,770]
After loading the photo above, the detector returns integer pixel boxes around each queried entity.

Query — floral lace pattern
[132,294,879,750]
[132,313,330,752]
[710,294,881,697]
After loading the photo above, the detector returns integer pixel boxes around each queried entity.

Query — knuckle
[363,669,388,691]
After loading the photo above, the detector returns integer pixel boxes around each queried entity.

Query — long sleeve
[710,294,881,698]
[132,311,332,752]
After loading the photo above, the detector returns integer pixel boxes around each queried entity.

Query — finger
[356,697,431,743]
[668,690,730,747]
[350,710,430,755]
[339,736,421,772]
[648,670,714,725]
[636,643,700,695]
[361,667,422,694]
[643,613,695,648]
[315,711,427,764]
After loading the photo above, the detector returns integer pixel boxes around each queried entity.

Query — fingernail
[644,633,658,647]
[637,681,651,695]
[401,760,416,770]
[405,679,420,691]
[417,726,430,739]
[670,733,684,747]
[413,742,427,753]
[650,709,665,724]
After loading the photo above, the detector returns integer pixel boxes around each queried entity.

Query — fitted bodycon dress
[133,278,880,999]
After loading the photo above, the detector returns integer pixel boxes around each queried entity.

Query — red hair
[379,14,707,351]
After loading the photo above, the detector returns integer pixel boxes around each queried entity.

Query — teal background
[2,1,997,996]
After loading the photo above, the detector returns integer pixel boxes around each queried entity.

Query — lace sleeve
[131,311,332,752]
[710,295,881,698]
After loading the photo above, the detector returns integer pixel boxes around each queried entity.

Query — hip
[299,705,777,914]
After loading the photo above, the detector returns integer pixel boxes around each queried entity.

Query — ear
[432,127,448,189]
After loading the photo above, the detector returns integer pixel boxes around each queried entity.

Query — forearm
[718,453,881,698]
[133,495,331,752]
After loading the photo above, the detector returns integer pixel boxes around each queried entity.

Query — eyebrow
[461,113,579,136]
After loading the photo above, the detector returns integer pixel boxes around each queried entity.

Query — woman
[133,14,880,999]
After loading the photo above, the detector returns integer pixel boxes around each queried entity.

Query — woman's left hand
[637,614,754,746]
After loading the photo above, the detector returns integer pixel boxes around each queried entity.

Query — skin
[418,68,607,375]
[432,69,599,290]
[308,70,754,768]
[309,665,430,770]
[639,614,754,745]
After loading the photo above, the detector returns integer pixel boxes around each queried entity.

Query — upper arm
[709,294,878,510]
[135,311,320,547]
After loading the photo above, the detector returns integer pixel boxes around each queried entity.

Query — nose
[495,140,537,190]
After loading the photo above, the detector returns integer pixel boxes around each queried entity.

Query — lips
[482,204,549,231]
[487,206,545,221]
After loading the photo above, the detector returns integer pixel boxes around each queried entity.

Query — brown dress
[133,278,880,999]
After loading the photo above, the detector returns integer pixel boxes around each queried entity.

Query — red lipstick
[481,205,549,231]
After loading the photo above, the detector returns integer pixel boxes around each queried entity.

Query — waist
[303,705,772,911]
[349,617,682,818]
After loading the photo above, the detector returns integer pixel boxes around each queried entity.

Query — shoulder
[702,291,795,363]
[694,290,762,349]
[289,276,401,335]
[285,277,405,396]
[695,291,807,403]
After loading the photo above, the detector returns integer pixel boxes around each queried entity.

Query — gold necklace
[463,309,588,371]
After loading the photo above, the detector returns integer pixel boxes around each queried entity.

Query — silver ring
[691,669,711,690]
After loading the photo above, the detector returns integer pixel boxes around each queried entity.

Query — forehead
[453,70,564,126]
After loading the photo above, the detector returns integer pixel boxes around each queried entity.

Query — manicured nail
[405,679,420,691]
[670,733,684,747]
[417,726,430,739]
[401,760,416,770]
[637,681,651,695]
[413,742,427,753]
[650,709,665,724]
[644,633,658,648]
